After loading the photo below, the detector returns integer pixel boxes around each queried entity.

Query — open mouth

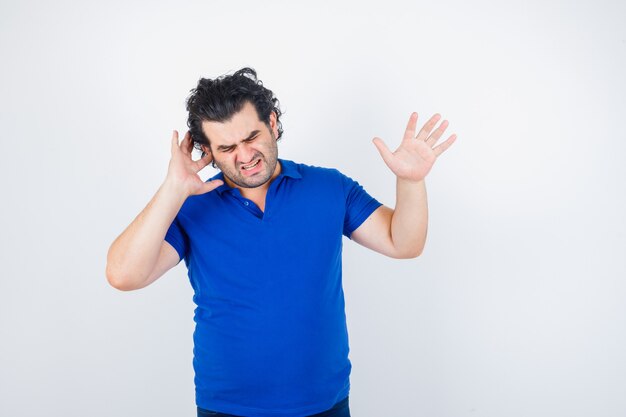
[241,158,261,172]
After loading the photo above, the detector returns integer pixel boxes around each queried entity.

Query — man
[106,67,456,417]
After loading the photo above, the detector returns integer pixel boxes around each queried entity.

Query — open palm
[373,112,457,182]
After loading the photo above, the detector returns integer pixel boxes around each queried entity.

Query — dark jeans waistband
[197,395,350,417]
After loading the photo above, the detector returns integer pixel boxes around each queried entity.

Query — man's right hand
[166,130,224,197]
[107,130,223,291]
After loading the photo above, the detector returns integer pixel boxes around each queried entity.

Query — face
[201,101,280,189]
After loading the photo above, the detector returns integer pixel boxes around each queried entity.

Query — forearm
[106,179,187,287]
[390,178,428,257]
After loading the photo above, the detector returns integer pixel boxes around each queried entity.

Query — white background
[1,0,625,416]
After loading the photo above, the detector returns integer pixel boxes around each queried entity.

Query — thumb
[372,137,394,168]
[199,179,224,195]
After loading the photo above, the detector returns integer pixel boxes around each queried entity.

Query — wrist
[396,176,425,186]
[161,177,190,203]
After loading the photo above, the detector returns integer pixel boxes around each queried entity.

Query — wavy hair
[186,67,284,164]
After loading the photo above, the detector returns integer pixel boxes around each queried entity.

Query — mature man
[106,67,456,417]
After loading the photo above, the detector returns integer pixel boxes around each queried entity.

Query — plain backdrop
[1,0,625,416]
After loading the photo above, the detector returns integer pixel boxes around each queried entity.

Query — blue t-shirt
[164,158,382,417]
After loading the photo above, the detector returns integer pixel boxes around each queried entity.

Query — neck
[227,159,282,199]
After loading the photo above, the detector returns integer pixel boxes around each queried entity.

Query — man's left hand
[373,112,457,182]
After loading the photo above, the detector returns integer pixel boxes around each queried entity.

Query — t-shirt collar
[211,158,302,195]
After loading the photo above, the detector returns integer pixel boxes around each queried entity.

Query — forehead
[201,101,264,146]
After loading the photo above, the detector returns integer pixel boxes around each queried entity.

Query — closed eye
[219,134,259,153]
[244,135,258,143]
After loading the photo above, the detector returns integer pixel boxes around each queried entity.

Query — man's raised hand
[372,112,457,182]
[166,130,223,196]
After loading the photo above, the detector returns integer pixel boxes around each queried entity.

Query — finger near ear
[171,130,179,154]
[195,152,213,170]
[181,132,194,154]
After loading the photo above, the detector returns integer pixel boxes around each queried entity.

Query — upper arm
[139,240,181,289]
[349,205,410,259]
[349,205,394,256]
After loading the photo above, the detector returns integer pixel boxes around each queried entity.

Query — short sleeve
[164,216,188,262]
[340,171,383,239]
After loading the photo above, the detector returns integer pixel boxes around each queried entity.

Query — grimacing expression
[201,101,279,189]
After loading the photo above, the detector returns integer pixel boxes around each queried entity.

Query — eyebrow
[215,130,261,151]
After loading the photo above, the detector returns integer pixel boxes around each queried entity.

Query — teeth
[242,159,260,170]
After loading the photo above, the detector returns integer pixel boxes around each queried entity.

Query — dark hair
[186,67,284,161]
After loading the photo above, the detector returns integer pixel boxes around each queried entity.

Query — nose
[237,142,257,165]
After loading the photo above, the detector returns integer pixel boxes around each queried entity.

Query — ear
[201,144,212,157]
[269,111,279,139]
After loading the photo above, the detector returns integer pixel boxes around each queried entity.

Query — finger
[416,113,441,141]
[171,130,180,155]
[372,137,395,168]
[433,134,457,157]
[181,131,193,156]
[193,151,213,172]
[200,179,224,194]
[402,112,419,141]
[425,120,449,147]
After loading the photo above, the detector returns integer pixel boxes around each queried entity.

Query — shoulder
[284,160,365,199]
[286,159,347,182]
